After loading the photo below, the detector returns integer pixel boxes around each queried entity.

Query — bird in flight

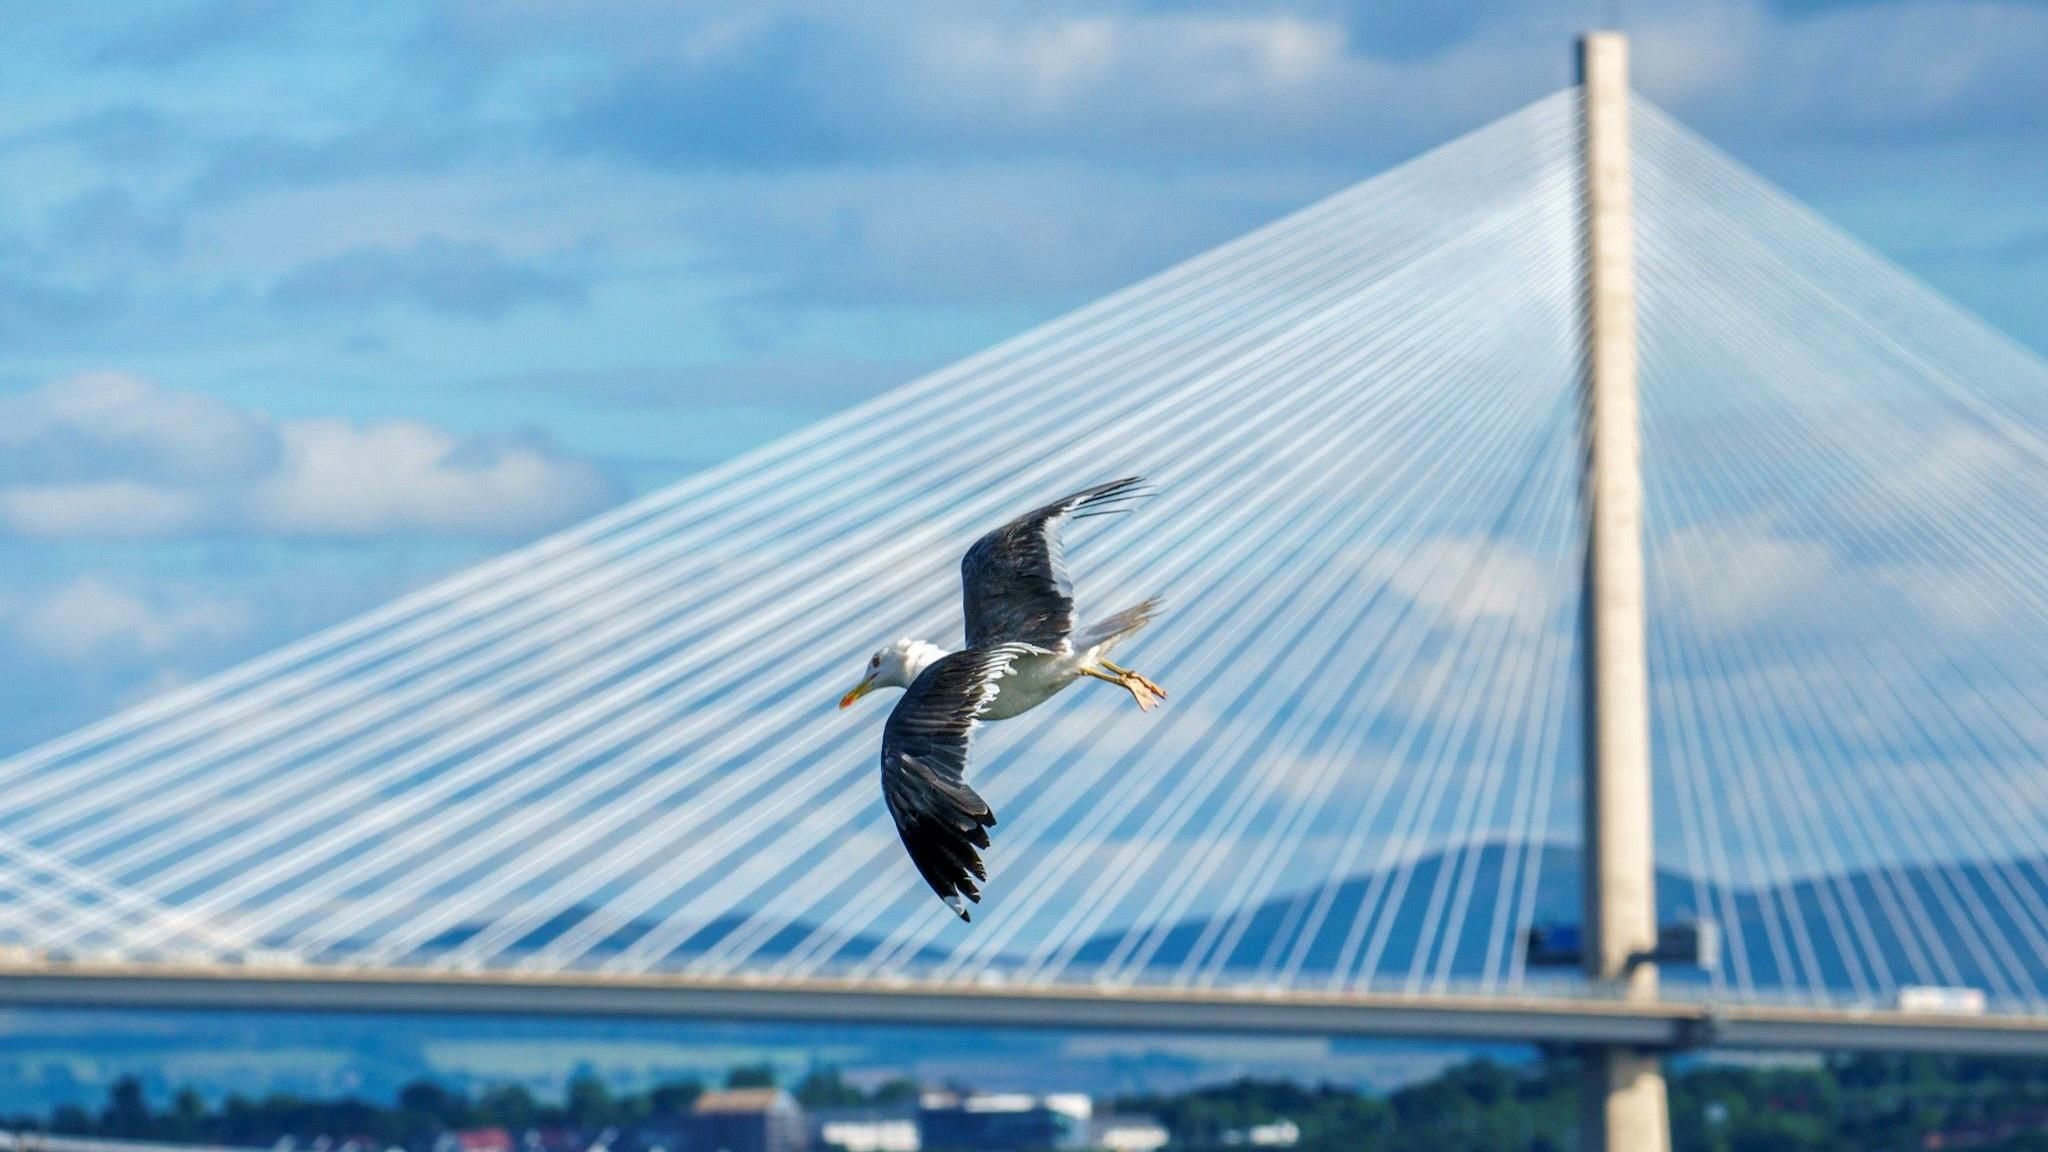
[838,477,1166,921]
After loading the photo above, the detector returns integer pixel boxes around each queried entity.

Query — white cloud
[1870,559,2005,636]
[550,5,1550,173]
[10,577,250,665]
[0,481,206,537]
[1368,536,1559,632]
[0,371,276,484]
[248,418,616,536]
[0,373,618,539]
[1641,0,2048,142]
[1874,422,2029,521]
[517,0,2048,177]
[894,14,1353,130]
[1653,520,1832,630]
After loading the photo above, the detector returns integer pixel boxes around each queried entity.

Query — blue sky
[0,0,2043,752]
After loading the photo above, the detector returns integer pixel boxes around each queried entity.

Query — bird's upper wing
[959,477,1148,650]
[880,644,1033,921]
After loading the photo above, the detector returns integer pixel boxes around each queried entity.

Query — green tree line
[1112,1051,2048,1151]
[2,1065,914,1150]
[8,1051,2048,1151]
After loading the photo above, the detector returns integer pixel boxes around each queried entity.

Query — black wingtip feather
[1069,476,1155,516]
[895,794,997,920]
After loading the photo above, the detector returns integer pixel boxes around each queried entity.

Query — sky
[0,0,2044,753]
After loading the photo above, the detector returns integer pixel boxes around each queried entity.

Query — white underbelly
[982,650,1078,720]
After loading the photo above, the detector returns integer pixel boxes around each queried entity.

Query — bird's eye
[870,657,880,669]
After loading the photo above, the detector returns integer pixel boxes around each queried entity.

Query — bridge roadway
[2,962,2046,1057]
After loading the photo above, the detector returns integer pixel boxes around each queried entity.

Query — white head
[839,638,947,709]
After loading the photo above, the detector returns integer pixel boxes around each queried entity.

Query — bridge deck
[3,963,2044,1057]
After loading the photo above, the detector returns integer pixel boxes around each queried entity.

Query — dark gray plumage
[960,476,1149,651]
[879,643,1032,920]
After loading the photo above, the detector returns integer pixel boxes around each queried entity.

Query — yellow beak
[839,676,877,710]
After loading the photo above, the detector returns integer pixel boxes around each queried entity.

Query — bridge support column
[1578,30,1671,1152]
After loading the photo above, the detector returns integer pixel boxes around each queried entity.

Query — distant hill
[1053,842,2048,998]
[405,843,2048,1000]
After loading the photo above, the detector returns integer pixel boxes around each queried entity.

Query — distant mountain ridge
[405,843,2048,1001]
[1061,843,2048,998]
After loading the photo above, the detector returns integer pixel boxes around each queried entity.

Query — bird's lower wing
[879,645,1031,921]
[882,753,996,921]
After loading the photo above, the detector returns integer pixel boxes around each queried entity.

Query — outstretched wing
[880,645,1032,921]
[960,476,1148,650]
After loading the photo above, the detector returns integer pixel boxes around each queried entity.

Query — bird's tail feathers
[1074,597,1162,653]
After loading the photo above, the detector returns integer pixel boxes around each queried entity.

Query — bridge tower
[1577,30,1671,1152]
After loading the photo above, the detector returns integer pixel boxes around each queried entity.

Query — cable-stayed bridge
[3,33,2048,1149]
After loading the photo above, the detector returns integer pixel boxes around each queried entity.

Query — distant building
[436,1130,513,1152]
[916,1093,1089,1151]
[520,1128,585,1152]
[808,1104,919,1152]
[687,1088,807,1152]
[1087,1116,1168,1152]
[1219,1120,1299,1148]
[1897,986,1988,1015]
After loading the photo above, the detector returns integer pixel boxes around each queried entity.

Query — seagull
[837,477,1167,921]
